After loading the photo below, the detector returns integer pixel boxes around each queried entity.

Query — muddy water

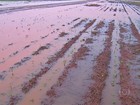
[0,16,88,84]
[51,36,104,105]
[0,5,98,104]
[0,4,100,63]
[17,19,98,105]
[42,20,108,105]
[0,18,92,104]
[0,1,140,105]
[101,20,121,105]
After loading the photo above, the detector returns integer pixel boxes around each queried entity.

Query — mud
[21,20,96,94]
[44,46,89,104]
[32,44,51,55]
[8,95,21,105]
[119,42,140,105]
[11,57,31,69]
[84,21,114,105]
[54,46,89,86]
[119,24,140,105]
[59,32,68,37]
[85,38,93,44]
[47,35,81,65]
[47,19,96,65]
[21,34,80,94]
[22,66,49,93]
[0,1,140,105]
[94,21,105,30]
[71,17,80,23]
[130,22,140,41]
[72,19,87,28]
[24,45,30,49]
[101,20,121,105]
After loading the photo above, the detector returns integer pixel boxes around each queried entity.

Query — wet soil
[43,46,90,104]
[84,21,114,105]
[59,32,68,37]
[0,1,140,105]
[119,23,140,105]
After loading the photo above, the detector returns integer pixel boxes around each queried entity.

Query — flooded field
[0,0,140,105]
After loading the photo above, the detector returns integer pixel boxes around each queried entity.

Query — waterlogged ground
[0,0,140,105]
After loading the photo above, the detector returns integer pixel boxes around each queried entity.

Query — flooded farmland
[0,0,140,105]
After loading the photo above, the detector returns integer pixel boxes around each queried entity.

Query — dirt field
[0,0,140,105]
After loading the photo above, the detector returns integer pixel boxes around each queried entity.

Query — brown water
[0,1,140,105]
